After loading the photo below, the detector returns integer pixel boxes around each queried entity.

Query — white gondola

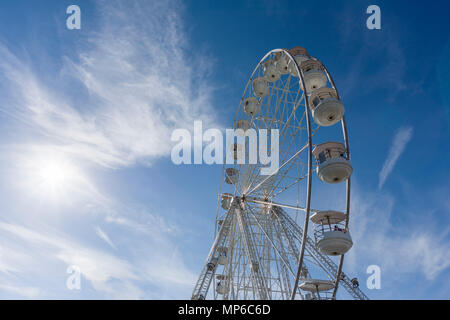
[207,257,218,271]
[236,119,251,134]
[224,168,238,184]
[250,262,259,273]
[299,60,327,93]
[263,60,281,82]
[274,52,289,74]
[309,87,345,127]
[311,211,353,256]
[312,142,353,184]
[299,279,335,300]
[244,97,261,116]
[252,77,269,97]
[221,193,232,210]
[217,247,229,265]
[287,46,310,77]
[216,275,229,295]
[299,279,334,292]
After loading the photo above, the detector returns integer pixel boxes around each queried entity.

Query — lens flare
[18,148,89,202]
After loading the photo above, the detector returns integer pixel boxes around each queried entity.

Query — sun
[36,158,76,194]
[20,149,86,202]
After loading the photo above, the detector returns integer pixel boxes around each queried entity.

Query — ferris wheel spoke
[246,141,309,196]
[273,123,321,197]
[268,149,306,196]
[279,94,304,135]
[243,195,319,213]
[277,108,306,166]
[270,174,308,198]
[279,122,304,164]
[266,76,292,130]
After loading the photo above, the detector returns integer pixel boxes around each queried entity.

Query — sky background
[0,0,449,299]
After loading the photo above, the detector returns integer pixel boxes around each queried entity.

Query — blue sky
[0,0,449,299]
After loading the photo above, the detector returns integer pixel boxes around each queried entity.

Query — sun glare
[37,158,76,193]
[20,149,87,202]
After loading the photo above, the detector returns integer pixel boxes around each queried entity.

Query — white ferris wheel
[192,46,369,300]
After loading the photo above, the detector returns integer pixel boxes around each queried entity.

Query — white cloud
[345,184,450,284]
[0,284,42,299]
[0,217,196,299]
[0,221,139,298]
[0,244,32,275]
[95,227,116,249]
[0,0,204,299]
[378,126,413,189]
[0,0,216,168]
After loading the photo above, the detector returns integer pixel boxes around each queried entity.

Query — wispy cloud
[0,215,196,299]
[345,184,450,298]
[378,126,413,189]
[314,175,450,298]
[95,227,116,249]
[0,221,138,298]
[0,284,41,299]
[0,0,216,168]
[0,0,204,299]
[335,5,408,100]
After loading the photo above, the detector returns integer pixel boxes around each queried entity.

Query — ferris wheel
[191,46,369,300]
